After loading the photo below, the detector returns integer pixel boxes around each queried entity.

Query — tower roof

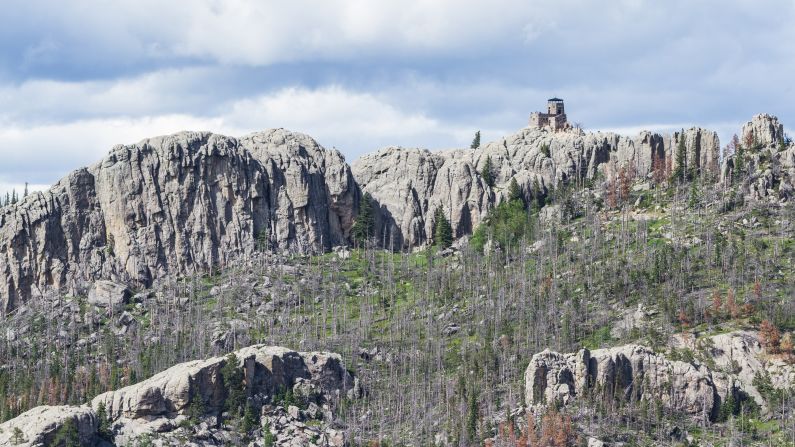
[548,97,563,102]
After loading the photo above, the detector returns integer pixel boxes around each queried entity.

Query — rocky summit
[0,120,734,311]
[0,129,357,312]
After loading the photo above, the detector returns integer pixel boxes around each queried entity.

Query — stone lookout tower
[529,98,570,131]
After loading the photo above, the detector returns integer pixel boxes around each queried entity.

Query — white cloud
[0,85,482,196]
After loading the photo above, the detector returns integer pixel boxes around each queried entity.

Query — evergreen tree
[96,402,112,440]
[23,182,28,198]
[531,178,545,210]
[688,177,700,209]
[351,192,376,244]
[734,143,745,178]
[221,353,246,416]
[671,132,687,183]
[507,178,524,206]
[433,207,453,249]
[481,156,495,187]
[470,131,481,149]
[467,391,479,441]
[51,417,80,446]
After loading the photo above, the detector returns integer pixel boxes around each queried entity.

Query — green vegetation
[51,418,80,447]
[481,156,495,187]
[351,192,376,244]
[471,189,531,253]
[221,353,246,416]
[471,130,481,149]
[433,206,453,249]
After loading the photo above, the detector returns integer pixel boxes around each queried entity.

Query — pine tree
[734,143,745,178]
[481,156,495,187]
[507,178,523,205]
[221,353,246,416]
[470,131,481,149]
[433,207,453,249]
[51,417,80,446]
[672,132,687,183]
[96,402,112,440]
[351,192,376,244]
[466,391,478,442]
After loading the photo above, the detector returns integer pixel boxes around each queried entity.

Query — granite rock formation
[0,129,356,311]
[0,345,357,446]
[353,126,720,247]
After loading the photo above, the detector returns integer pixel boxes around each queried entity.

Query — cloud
[0,0,794,197]
[0,85,482,195]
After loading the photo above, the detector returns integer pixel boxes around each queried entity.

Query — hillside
[0,114,794,446]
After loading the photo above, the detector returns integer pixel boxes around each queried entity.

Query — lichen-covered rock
[0,130,356,312]
[0,405,97,447]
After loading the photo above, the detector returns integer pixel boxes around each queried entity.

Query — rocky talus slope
[0,129,357,311]
[0,345,358,446]
[524,330,794,423]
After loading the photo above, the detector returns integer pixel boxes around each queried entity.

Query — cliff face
[0,130,357,311]
[353,126,720,248]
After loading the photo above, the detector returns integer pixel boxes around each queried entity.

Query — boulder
[87,280,130,312]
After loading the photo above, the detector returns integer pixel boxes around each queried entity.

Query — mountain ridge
[1,114,792,312]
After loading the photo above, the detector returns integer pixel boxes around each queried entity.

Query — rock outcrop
[0,345,357,446]
[0,129,357,311]
[354,126,719,247]
[742,113,785,148]
[721,114,794,201]
[0,405,97,447]
[524,331,795,423]
[525,344,720,421]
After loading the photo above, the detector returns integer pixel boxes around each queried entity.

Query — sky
[1,0,794,196]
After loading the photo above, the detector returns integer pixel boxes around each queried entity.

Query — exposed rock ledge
[0,345,359,447]
[524,331,794,423]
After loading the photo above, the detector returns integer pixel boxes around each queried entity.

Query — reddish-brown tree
[726,289,740,319]
[711,290,723,319]
[678,308,691,330]
[759,320,781,354]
